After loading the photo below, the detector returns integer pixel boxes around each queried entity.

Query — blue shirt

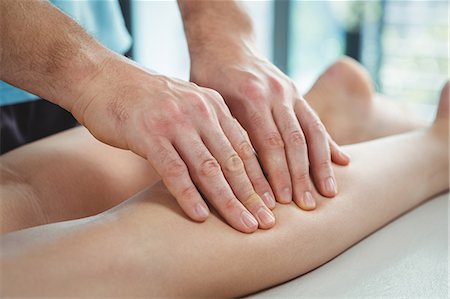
[0,0,132,106]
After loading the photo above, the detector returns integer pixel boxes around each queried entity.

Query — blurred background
[122,0,448,120]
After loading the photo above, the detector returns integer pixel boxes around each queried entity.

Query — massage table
[247,193,449,298]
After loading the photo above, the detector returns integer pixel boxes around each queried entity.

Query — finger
[241,108,293,204]
[221,118,276,210]
[329,135,351,165]
[174,131,259,233]
[202,122,275,229]
[294,99,337,197]
[273,104,316,210]
[146,138,209,222]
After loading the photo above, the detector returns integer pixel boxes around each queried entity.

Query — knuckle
[240,77,266,106]
[208,91,230,114]
[309,118,326,134]
[287,129,306,146]
[179,185,198,201]
[222,194,239,211]
[252,175,269,188]
[164,159,187,178]
[187,93,211,117]
[224,154,245,174]
[199,158,221,177]
[314,159,332,173]
[264,132,284,148]
[288,79,298,92]
[238,141,255,160]
[205,88,223,102]
[267,168,290,182]
[241,192,263,208]
[161,98,182,117]
[268,76,285,95]
[248,111,265,128]
[293,172,310,186]
[151,99,186,132]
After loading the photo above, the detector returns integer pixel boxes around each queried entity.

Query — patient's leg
[0,127,160,233]
[306,57,427,144]
[1,87,448,297]
[0,58,437,233]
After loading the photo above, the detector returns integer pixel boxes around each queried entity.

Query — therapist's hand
[190,45,350,210]
[72,57,275,233]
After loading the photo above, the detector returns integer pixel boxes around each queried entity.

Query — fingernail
[241,211,258,230]
[256,207,276,227]
[281,187,292,203]
[325,177,337,195]
[303,191,316,209]
[195,202,209,219]
[262,192,276,208]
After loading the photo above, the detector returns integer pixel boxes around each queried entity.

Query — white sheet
[247,193,449,298]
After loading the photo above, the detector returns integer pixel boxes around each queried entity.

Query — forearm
[1,128,447,297]
[0,0,116,113]
[178,0,256,58]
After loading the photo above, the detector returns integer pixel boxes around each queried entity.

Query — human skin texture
[178,0,349,209]
[0,118,448,297]
[0,60,448,297]
[0,0,351,231]
[0,58,420,233]
[1,0,287,233]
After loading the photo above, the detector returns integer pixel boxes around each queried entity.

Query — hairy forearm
[1,128,448,297]
[0,0,114,112]
[178,0,256,58]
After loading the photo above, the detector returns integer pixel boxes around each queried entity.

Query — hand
[190,46,350,210]
[71,57,276,233]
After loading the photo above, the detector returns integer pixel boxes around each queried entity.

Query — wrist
[179,0,257,61]
[54,45,114,115]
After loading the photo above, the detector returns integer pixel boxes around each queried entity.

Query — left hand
[190,45,350,210]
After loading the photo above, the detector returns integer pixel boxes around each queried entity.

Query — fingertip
[277,187,292,204]
[194,202,210,222]
[256,207,276,229]
[303,191,317,210]
[240,210,259,233]
[329,138,350,165]
[262,192,276,209]
[338,149,351,165]
[321,176,338,198]
[294,191,317,211]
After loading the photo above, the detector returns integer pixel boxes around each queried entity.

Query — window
[130,0,448,121]
[286,0,448,120]
[131,0,273,81]
[379,0,448,117]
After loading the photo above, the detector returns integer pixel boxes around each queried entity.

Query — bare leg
[1,86,448,297]
[306,57,427,144]
[0,127,160,233]
[0,58,438,232]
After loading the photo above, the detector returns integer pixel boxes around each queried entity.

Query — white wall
[131,0,274,80]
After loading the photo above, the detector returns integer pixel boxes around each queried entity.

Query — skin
[0,0,270,233]
[0,57,438,232]
[306,58,427,145]
[0,0,350,233]
[0,82,448,297]
[179,0,349,210]
[0,58,425,232]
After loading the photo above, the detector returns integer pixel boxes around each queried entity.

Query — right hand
[72,57,276,233]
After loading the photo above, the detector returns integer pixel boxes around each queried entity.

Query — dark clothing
[0,99,78,154]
